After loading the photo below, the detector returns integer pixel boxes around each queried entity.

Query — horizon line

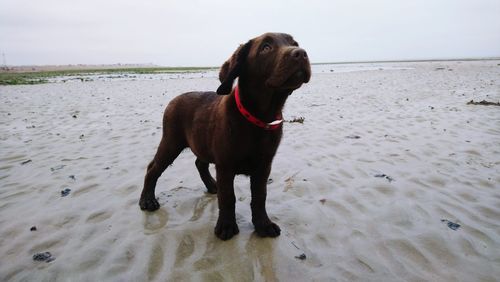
[3,57,500,69]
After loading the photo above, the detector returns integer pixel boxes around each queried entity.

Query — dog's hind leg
[139,137,185,211]
[195,158,217,194]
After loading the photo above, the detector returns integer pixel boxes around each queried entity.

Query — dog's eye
[261,43,272,53]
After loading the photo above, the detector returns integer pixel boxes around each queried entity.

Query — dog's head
[216,32,311,95]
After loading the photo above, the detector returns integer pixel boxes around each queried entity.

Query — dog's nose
[291,48,308,60]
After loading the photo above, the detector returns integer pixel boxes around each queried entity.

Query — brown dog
[139,32,311,240]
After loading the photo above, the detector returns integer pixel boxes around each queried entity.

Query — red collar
[234,86,283,130]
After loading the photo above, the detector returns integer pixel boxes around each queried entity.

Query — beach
[1,60,499,281]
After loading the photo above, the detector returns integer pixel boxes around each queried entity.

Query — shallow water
[1,61,499,281]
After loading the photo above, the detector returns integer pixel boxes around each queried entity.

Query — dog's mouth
[267,67,311,90]
[288,69,308,84]
[274,67,311,90]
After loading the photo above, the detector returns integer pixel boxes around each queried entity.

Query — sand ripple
[1,61,499,281]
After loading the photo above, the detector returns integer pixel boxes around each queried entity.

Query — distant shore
[0,64,217,73]
[0,65,217,85]
[1,58,499,85]
[3,57,499,72]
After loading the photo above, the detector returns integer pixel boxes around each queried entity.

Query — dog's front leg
[214,166,239,240]
[250,165,281,237]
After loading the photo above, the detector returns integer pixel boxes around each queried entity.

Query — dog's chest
[231,130,282,174]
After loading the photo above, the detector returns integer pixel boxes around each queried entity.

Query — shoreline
[2,57,499,73]
[2,58,499,86]
[0,66,218,85]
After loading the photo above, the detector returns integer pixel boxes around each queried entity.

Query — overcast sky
[1,0,499,66]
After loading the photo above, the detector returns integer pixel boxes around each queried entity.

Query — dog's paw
[139,197,160,211]
[254,221,281,238]
[205,179,217,194]
[206,185,217,194]
[214,219,239,240]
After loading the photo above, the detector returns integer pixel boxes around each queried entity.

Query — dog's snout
[291,48,308,60]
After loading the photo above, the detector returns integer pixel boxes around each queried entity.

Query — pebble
[33,252,55,263]
[61,188,71,197]
[374,174,394,182]
[441,219,460,230]
[295,253,306,260]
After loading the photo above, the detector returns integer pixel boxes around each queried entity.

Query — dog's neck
[236,80,291,123]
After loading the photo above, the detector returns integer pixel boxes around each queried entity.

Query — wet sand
[1,60,499,281]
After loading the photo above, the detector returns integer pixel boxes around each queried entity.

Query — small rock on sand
[61,188,71,197]
[375,174,394,182]
[295,253,307,260]
[441,219,461,230]
[33,252,55,262]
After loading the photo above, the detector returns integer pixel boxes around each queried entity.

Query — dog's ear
[216,40,252,95]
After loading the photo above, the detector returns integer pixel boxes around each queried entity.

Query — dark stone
[295,253,306,260]
[375,174,394,182]
[61,188,71,197]
[33,252,55,262]
[441,219,460,230]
